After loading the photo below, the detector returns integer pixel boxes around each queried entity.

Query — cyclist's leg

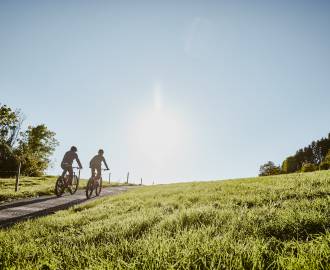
[61,165,68,178]
[96,167,101,180]
[68,166,73,184]
[91,168,96,179]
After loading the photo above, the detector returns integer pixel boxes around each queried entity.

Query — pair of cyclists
[61,146,109,185]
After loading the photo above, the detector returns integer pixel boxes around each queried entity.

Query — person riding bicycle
[89,149,109,179]
[61,146,83,184]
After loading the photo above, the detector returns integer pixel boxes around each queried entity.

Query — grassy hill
[1,171,330,269]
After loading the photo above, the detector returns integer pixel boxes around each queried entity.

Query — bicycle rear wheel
[95,177,102,196]
[55,176,65,197]
[69,175,79,194]
[86,178,94,199]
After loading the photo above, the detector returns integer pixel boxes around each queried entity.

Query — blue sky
[1,0,330,184]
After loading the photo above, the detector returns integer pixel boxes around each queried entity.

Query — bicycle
[86,169,109,199]
[55,167,81,197]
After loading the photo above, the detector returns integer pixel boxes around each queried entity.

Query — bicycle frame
[86,168,109,199]
[73,167,81,180]
[90,168,107,181]
[55,167,81,197]
[63,167,80,186]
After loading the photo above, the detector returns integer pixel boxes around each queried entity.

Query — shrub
[319,162,330,170]
[259,161,281,176]
[325,150,330,163]
[301,163,317,172]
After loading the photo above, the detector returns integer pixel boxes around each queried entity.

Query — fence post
[126,172,129,184]
[109,172,111,184]
[140,178,142,185]
[15,161,21,192]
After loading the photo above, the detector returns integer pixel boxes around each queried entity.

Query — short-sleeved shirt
[61,151,78,166]
[90,155,106,169]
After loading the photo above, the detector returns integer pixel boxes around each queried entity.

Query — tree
[318,137,330,163]
[259,161,281,176]
[282,156,298,174]
[320,150,330,170]
[325,150,330,163]
[0,104,24,176]
[282,133,330,173]
[261,132,330,175]
[0,143,17,176]
[17,124,59,176]
[0,104,59,177]
[294,149,305,171]
[0,104,23,147]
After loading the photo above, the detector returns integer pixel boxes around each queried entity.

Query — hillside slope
[1,171,330,269]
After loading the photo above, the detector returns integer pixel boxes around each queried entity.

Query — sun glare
[130,84,183,166]
[135,110,182,162]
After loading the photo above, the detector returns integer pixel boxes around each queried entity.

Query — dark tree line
[260,133,330,176]
[0,104,58,177]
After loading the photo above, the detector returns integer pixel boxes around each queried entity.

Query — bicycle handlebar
[71,167,109,170]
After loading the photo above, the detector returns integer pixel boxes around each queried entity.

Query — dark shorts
[61,164,73,177]
[91,167,101,179]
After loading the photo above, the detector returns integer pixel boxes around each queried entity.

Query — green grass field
[1,171,330,269]
[0,175,124,203]
[0,176,58,203]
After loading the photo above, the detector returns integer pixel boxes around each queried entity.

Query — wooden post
[126,172,129,184]
[140,178,142,185]
[15,161,21,192]
[108,172,111,184]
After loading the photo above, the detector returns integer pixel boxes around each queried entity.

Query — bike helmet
[71,146,78,152]
[98,149,104,154]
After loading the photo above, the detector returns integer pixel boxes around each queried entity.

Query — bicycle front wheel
[86,178,94,199]
[69,175,79,195]
[55,176,65,197]
[95,177,102,196]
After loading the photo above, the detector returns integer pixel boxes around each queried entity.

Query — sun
[134,108,182,164]
[130,83,184,166]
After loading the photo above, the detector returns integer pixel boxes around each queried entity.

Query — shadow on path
[0,198,88,228]
[0,186,130,229]
[0,196,56,211]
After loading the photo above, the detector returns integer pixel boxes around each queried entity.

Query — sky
[1,0,330,184]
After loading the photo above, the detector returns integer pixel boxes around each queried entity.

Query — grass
[0,175,126,203]
[1,170,330,269]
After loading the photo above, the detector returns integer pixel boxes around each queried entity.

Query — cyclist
[90,149,109,179]
[61,146,83,184]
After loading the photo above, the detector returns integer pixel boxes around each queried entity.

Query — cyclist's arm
[75,155,83,169]
[103,157,109,170]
